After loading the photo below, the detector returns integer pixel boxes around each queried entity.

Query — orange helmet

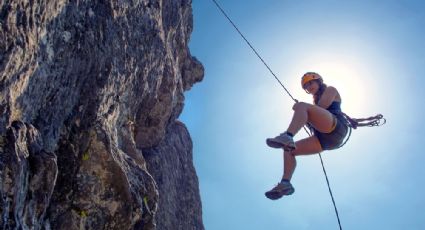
[301,72,322,88]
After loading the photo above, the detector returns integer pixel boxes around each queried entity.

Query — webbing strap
[343,113,386,129]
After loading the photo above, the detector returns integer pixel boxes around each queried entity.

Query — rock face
[0,0,204,229]
[144,121,203,230]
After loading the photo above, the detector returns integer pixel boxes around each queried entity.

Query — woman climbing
[265,72,349,200]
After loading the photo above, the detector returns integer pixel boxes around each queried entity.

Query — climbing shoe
[266,132,296,151]
[265,181,295,200]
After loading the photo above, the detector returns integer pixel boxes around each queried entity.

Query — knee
[292,102,310,111]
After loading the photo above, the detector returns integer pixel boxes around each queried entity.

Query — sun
[289,55,377,117]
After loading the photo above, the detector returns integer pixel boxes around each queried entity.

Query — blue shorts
[314,115,349,150]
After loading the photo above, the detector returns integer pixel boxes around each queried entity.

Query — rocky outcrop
[0,121,58,229]
[0,0,204,229]
[144,121,203,230]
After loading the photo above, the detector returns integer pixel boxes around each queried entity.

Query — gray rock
[0,121,58,230]
[0,0,204,229]
[144,121,203,230]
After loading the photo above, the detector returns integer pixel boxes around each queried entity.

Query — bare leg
[287,102,335,135]
[282,103,335,180]
[287,103,309,135]
[283,151,296,181]
[265,104,334,199]
[282,135,323,181]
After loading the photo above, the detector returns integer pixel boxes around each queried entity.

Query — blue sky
[181,0,425,229]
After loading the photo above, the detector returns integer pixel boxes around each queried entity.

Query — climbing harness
[324,112,386,150]
[210,1,385,230]
[336,113,386,149]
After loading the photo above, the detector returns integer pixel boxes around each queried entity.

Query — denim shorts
[314,115,349,150]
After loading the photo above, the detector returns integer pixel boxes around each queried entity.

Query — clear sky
[181,0,425,229]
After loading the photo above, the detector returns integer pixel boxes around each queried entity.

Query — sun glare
[287,55,377,117]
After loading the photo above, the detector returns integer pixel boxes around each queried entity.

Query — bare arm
[318,86,338,109]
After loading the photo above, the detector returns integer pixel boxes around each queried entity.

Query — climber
[264,72,349,200]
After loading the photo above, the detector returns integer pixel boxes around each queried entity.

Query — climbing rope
[210,0,343,229]
[210,1,387,229]
[209,0,297,102]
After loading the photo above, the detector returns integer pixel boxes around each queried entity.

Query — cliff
[0,0,204,229]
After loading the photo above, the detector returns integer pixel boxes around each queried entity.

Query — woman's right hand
[292,101,301,110]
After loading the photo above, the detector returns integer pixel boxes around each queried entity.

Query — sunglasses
[302,80,315,89]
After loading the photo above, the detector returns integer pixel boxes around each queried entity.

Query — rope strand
[210,0,297,102]
[319,154,342,230]
[210,0,342,229]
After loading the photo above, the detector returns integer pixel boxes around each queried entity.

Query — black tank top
[327,101,347,124]
[327,101,341,114]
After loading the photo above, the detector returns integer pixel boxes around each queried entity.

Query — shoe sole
[266,139,296,151]
[266,139,284,148]
[265,188,295,200]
